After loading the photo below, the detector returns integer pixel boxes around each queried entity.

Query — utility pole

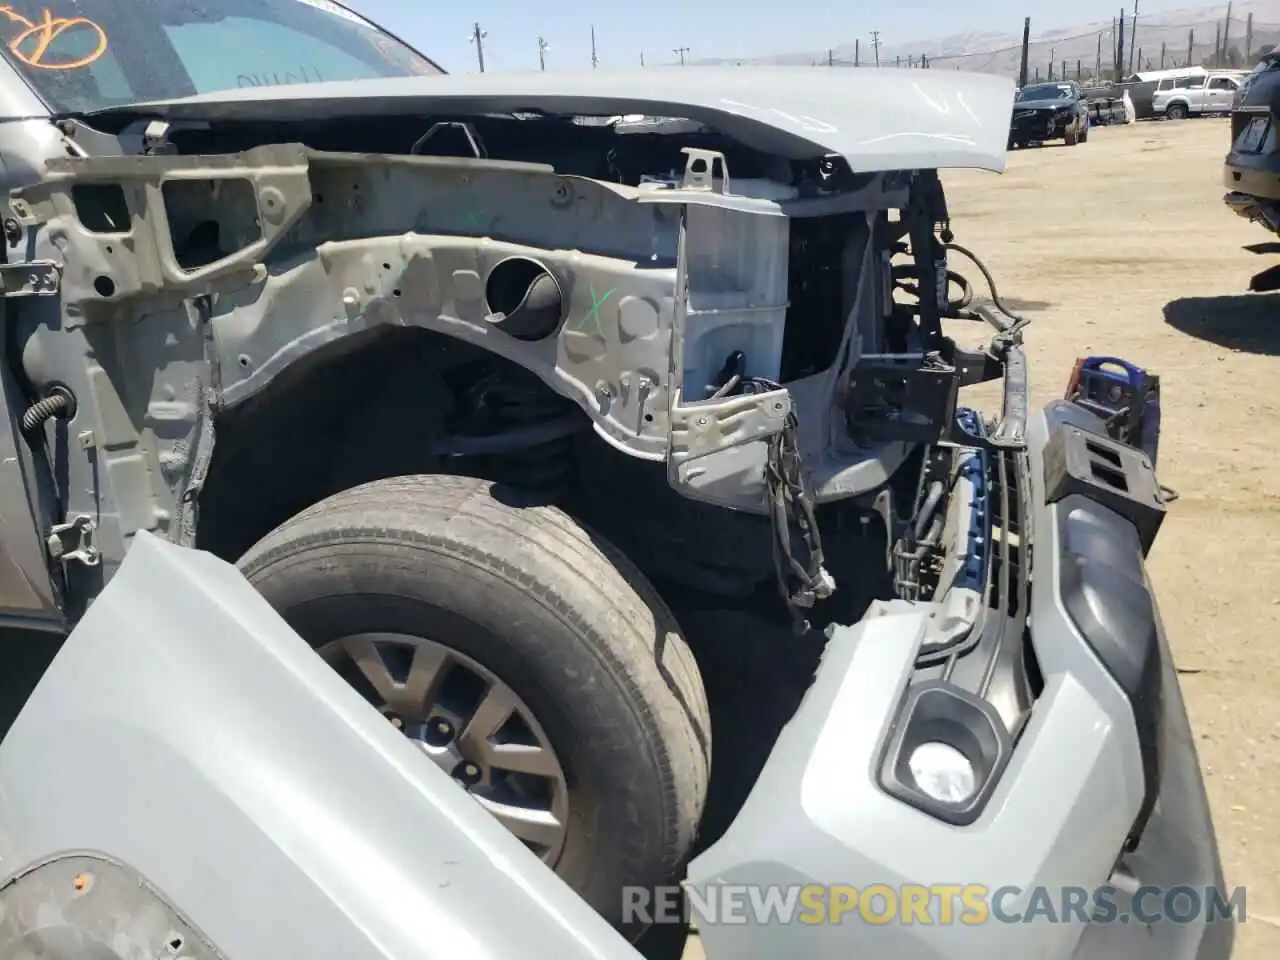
[1115,8,1125,82]
[828,49,834,66]
[1096,32,1103,78]
[1221,2,1233,66]
[591,24,599,69]
[1018,17,1031,88]
[922,53,928,68]
[1128,0,1138,75]
[537,36,549,71]
[870,30,881,67]
[855,38,860,66]
[1049,46,1056,80]
[1214,22,1221,67]
[673,45,689,66]
[1160,41,1166,68]
[469,21,487,72]
[640,51,645,67]
[1245,12,1253,60]
[895,55,901,67]
[1187,28,1195,66]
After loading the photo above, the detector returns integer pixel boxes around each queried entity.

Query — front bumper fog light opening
[908,741,978,804]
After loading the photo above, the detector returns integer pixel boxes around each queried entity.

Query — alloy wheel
[319,632,570,865]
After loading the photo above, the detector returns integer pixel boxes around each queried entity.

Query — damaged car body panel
[0,4,1232,956]
[9,67,1015,579]
[0,531,643,960]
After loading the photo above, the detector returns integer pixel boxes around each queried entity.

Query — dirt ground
[683,117,1279,959]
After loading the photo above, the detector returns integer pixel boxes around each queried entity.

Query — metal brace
[143,120,177,155]
[46,515,101,567]
[0,261,61,298]
[681,147,729,194]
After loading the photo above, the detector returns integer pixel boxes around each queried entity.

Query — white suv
[1153,71,1244,120]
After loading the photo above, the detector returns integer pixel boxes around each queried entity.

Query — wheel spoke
[343,637,400,705]
[343,636,451,716]
[488,742,559,778]
[473,796,564,850]
[458,684,517,757]
[403,644,452,713]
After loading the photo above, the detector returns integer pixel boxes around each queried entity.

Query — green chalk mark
[575,283,616,336]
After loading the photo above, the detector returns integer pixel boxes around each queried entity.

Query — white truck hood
[89,67,1016,174]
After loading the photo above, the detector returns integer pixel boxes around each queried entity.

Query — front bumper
[1010,110,1072,141]
[690,397,1232,959]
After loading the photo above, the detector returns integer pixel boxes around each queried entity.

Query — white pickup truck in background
[1152,69,1248,120]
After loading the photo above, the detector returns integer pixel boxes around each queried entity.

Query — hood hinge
[46,515,101,567]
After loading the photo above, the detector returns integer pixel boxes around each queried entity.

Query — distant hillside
[691,0,1277,79]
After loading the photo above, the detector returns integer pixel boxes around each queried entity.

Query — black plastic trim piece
[1043,417,1166,555]
[877,444,1033,824]
[877,680,1013,826]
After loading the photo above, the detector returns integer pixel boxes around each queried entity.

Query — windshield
[1017,84,1073,102]
[0,0,443,114]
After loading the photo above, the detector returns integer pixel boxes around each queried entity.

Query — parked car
[1153,70,1246,120]
[0,1,1231,958]
[1009,81,1090,147]
[1224,51,1280,290]
[1118,66,1211,119]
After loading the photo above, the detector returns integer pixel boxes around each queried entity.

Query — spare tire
[238,474,710,943]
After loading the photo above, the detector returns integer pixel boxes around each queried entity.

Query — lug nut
[423,716,455,747]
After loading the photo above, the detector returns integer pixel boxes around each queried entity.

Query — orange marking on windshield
[0,5,107,70]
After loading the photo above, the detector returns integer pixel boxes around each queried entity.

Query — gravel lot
[683,115,1278,960]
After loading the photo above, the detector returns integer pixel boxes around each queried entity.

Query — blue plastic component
[1067,356,1162,466]
[954,407,990,593]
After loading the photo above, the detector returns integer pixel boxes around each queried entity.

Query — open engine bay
[12,70,1028,637]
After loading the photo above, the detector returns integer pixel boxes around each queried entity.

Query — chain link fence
[784,16,1278,82]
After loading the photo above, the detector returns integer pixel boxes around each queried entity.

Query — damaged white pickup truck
[0,2,1233,958]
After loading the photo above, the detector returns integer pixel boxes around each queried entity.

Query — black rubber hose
[943,242,1028,328]
[913,480,946,542]
[21,389,72,434]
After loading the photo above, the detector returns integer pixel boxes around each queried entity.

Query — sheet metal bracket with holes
[681,147,729,193]
[0,261,60,298]
[1042,417,1166,555]
[46,515,101,567]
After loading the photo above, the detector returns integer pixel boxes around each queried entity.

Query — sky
[341,0,1223,73]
